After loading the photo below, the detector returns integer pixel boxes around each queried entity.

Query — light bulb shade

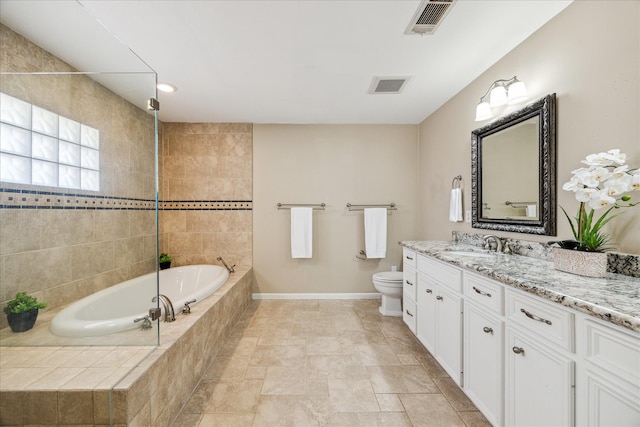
[489,85,507,107]
[507,81,528,105]
[475,101,493,121]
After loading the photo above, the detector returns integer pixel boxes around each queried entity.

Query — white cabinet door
[584,368,640,427]
[436,284,463,385]
[506,328,575,427]
[417,274,437,353]
[416,273,462,385]
[465,303,503,427]
[577,317,640,427]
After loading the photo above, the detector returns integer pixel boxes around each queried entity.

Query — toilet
[372,271,403,316]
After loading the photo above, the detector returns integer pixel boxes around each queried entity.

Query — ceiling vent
[405,0,456,35]
[368,76,410,94]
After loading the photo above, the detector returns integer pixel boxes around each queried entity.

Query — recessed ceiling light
[157,83,177,93]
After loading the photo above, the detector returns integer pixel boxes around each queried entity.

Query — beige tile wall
[160,123,253,269]
[0,25,157,330]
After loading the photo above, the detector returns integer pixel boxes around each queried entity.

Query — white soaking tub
[50,265,229,337]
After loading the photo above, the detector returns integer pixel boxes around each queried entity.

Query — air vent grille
[405,0,456,35]
[368,77,410,94]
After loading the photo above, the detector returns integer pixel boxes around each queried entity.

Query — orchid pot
[549,149,639,277]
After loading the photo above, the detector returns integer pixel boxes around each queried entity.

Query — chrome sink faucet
[483,235,503,253]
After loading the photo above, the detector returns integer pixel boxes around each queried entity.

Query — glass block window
[0,92,100,191]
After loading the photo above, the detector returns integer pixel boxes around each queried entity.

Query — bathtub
[50,265,229,337]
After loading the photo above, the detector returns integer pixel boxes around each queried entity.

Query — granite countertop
[399,240,640,333]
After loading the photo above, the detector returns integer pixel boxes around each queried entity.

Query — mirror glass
[471,93,556,235]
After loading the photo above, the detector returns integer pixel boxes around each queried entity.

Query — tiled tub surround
[160,122,253,269]
[0,267,253,426]
[400,240,640,332]
[1,24,157,330]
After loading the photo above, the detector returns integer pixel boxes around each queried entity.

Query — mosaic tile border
[161,200,252,210]
[0,187,154,210]
[0,188,252,211]
[452,231,640,278]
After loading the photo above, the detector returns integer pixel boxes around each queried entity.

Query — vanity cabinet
[463,273,505,427]
[505,288,576,427]
[505,326,575,426]
[401,247,639,427]
[576,316,640,426]
[416,255,463,386]
[402,248,417,333]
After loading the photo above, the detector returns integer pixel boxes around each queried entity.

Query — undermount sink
[444,250,496,258]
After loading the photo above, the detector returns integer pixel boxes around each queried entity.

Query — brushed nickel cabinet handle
[425,289,433,294]
[483,327,493,334]
[436,296,443,301]
[473,286,492,297]
[520,308,552,325]
[406,255,414,261]
[512,346,525,355]
[405,309,414,317]
[405,280,413,286]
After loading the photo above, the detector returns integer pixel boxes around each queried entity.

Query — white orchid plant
[553,149,639,252]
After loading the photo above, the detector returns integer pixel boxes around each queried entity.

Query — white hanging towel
[291,207,313,258]
[526,204,537,218]
[364,208,387,259]
[449,188,463,222]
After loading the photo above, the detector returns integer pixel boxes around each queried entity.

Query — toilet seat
[372,271,403,283]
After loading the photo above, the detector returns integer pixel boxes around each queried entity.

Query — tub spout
[217,256,235,273]
[152,294,176,322]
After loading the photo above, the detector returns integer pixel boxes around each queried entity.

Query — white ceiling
[1,0,572,124]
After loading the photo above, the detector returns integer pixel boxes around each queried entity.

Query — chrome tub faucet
[152,294,175,322]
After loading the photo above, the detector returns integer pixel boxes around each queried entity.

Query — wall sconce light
[475,76,528,121]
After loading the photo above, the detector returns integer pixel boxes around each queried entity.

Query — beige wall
[159,123,253,268]
[0,25,157,328]
[418,1,640,254]
[253,124,419,294]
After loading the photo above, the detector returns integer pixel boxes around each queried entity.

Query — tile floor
[172,299,491,427]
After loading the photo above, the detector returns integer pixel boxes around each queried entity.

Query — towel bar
[452,175,463,189]
[277,203,325,210]
[505,201,536,209]
[346,203,396,211]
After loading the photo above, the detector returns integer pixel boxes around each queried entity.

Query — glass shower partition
[0,1,160,424]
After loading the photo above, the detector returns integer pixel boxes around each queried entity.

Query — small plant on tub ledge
[549,148,639,277]
[159,253,173,270]
[4,292,47,333]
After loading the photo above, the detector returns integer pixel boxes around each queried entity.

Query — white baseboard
[252,293,381,300]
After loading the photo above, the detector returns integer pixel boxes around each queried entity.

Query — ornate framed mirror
[471,93,556,235]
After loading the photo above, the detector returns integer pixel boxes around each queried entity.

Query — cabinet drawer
[403,267,417,301]
[418,254,462,293]
[584,318,639,384]
[403,293,416,333]
[506,289,574,352]
[403,248,417,269]
[464,272,504,315]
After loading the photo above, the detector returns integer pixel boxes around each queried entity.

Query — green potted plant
[4,292,47,332]
[159,253,173,270]
[550,149,638,277]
